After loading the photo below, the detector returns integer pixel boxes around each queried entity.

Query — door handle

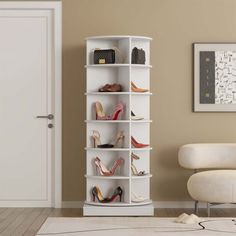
[36,114,54,120]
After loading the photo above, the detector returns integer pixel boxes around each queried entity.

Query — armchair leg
[194,200,199,215]
[207,202,210,217]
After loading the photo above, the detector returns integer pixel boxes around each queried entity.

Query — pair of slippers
[175,213,203,224]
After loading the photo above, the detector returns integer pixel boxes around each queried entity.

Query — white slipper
[175,213,203,224]
[188,214,203,224]
[174,213,189,223]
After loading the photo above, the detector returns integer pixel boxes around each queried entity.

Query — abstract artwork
[194,43,236,112]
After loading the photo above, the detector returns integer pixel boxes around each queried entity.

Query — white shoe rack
[83,35,154,216]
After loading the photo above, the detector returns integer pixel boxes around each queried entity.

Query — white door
[0,2,61,207]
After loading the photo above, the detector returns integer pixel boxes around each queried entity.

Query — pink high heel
[94,157,124,176]
[95,102,125,120]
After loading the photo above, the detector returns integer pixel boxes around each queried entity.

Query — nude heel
[92,130,101,148]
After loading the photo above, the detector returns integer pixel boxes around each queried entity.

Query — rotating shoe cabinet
[83,36,154,216]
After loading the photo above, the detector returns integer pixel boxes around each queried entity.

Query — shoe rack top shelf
[86,35,151,66]
[86,35,152,41]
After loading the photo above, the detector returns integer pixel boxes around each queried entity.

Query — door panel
[0,10,52,204]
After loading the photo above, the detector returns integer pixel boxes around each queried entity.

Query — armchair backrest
[178,143,236,169]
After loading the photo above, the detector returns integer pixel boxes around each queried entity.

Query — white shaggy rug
[37,217,236,236]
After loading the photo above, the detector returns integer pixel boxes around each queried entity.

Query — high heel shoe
[113,130,125,148]
[112,102,124,120]
[92,130,101,148]
[131,111,144,120]
[131,136,149,148]
[92,186,123,203]
[95,102,124,120]
[92,130,114,148]
[131,164,146,176]
[109,186,123,202]
[131,153,146,176]
[131,81,149,93]
[92,130,124,148]
[92,186,106,202]
[131,192,148,203]
[94,157,124,176]
[95,102,106,119]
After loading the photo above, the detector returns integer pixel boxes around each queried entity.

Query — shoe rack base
[83,203,154,216]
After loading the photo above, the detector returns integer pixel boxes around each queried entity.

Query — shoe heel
[93,139,96,148]
[119,193,122,202]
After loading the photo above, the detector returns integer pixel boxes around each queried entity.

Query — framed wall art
[194,43,236,112]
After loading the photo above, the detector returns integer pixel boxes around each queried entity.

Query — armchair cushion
[178,143,236,169]
[187,170,236,203]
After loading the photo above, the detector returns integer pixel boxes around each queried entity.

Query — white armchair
[178,143,236,216]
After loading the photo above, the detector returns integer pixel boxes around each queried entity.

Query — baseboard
[62,201,236,209]
[153,201,199,208]
[62,201,84,208]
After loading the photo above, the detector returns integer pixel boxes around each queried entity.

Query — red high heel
[95,102,124,120]
[111,102,124,120]
[131,136,149,148]
[109,186,123,202]
[94,157,124,176]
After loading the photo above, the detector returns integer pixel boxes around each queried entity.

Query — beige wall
[62,0,236,201]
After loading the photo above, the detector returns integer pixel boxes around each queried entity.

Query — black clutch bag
[94,49,115,64]
[131,47,146,64]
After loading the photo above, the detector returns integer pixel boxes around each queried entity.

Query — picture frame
[194,43,236,112]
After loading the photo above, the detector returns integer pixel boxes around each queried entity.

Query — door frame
[0,1,62,208]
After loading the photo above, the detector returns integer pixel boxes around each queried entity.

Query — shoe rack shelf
[85,120,152,123]
[85,92,153,95]
[85,64,152,68]
[85,147,153,151]
[83,35,154,216]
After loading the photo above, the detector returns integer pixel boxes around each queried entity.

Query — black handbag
[94,49,115,64]
[131,47,146,64]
